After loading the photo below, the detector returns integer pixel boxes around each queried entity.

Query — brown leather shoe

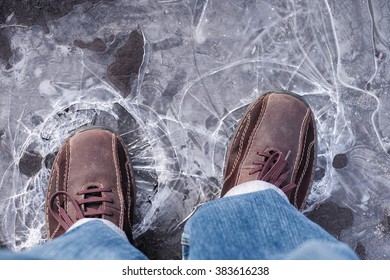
[45,128,135,241]
[221,91,317,210]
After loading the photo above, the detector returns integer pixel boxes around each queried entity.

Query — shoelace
[49,187,114,230]
[249,149,296,193]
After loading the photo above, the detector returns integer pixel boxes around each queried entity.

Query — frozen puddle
[1,0,390,259]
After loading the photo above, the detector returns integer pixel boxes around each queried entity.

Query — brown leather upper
[45,129,134,241]
[221,92,317,210]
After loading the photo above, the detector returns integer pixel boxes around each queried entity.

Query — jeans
[0,181,358,260]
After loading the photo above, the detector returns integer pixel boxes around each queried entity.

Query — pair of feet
[46,91,316,241]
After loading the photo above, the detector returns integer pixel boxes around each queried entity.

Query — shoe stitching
[125,163,132,227]
[55,162,60,193]
[223,96,264,185]
[52,163,62,237]
[223,110,251,183]
[64,140,69,193]
[46,160,59,239]
[53,142,71,238]
[51,223,60,238]
[49,143,69,239]
[46,179,53,236]
[112,134,124,228]
[122,138,133,229]
[223,114,250,184]
[120,136,132,229]
[291,109,310,183]
[291,110,310,183]
[51,162,61,240]
[291,126,309,206]
[294,139,315,208]
[236,94,270,186]
[66,139,72,219]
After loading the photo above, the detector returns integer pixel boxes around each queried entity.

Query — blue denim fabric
[182,189,359,260]
[0,189,358,260]
[0,220,147,260]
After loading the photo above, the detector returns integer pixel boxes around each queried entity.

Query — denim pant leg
[0,220,148,260]
[182,188,359,260]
